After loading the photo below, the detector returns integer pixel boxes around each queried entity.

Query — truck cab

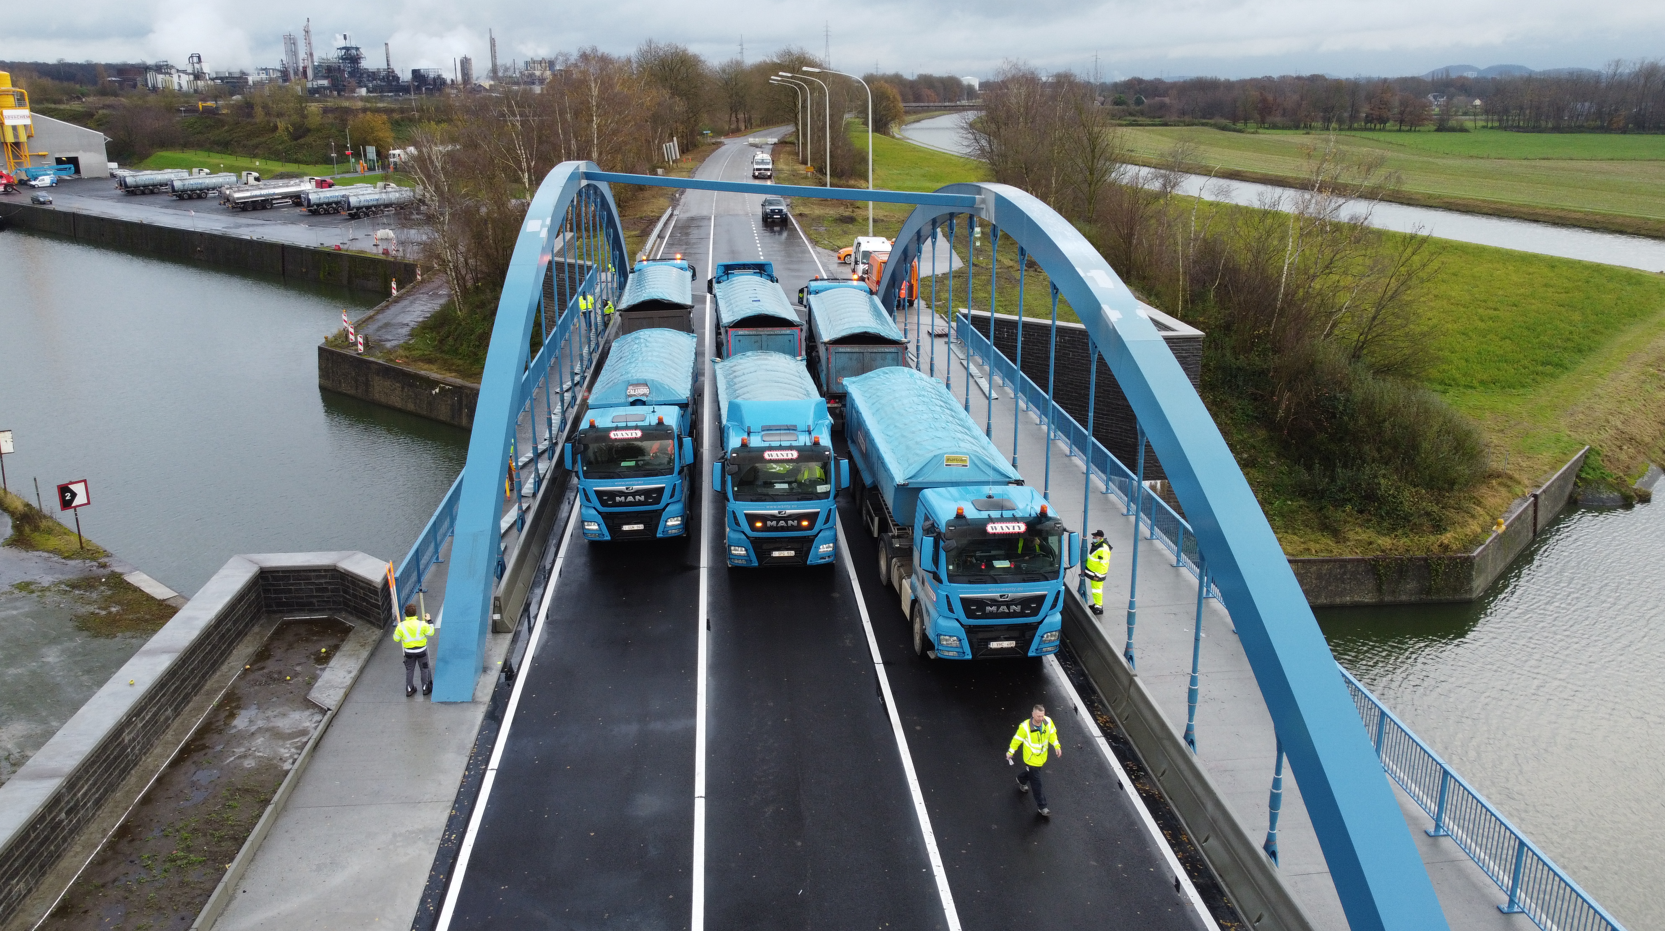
[565,329,699,541]
[711,352,850,567]
[752,153,773,179]
[837,236,892,273]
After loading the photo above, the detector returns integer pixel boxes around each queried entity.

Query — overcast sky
[5,0,1661,80]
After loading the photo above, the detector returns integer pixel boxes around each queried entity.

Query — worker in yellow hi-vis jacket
[1007,703,1062,817]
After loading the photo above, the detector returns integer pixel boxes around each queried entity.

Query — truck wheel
[911,604,930,659]
[877,547,890,586]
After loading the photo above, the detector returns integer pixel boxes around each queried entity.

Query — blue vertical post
[1080,335,1096,601]
[945,216,955,396]
[964,216,977,413]
[1501,839,1527,914]
[928,226,938,377]
[1044,284,1058,500]
[1126,424,1146,669]
[913,229,923,366]
[1012,247,1026,467]
[1264,738,1285,866]
[1184,565,1208,753]
[985,225,999,438]
[544,362,555,452]
[1427,771,1451,838]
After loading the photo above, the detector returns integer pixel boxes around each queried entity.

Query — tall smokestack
[385,42,392,73]
[303,19,315,80]
[489,30,499,82]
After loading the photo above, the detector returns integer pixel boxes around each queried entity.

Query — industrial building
[25,113,110,178]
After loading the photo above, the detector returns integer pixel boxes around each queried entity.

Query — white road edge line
[435,497,582,931]
[835,519,962,931]
[692,140,739,931]
[1042,654,1215,927]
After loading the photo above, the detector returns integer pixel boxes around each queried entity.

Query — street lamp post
[790,71,831,189]
[769,78,805,163]
[805,67,873,235]
[775,74,814,174]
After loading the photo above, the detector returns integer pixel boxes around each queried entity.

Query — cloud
[4,0,1662,79]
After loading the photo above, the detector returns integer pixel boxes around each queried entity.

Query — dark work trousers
[403,648,432,691]
[1018,765,1048,809]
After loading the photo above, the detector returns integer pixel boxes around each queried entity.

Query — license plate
[990,640,1018,649]
[622,524,645,531]
[771,550,795,557]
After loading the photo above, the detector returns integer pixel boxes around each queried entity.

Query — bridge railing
[953,313,1211,591]
[1341,666,1628,931]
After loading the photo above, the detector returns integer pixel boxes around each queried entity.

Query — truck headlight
[729,545,747,557]
[937,634,961,648]
[817,543,834,554]
[1041,630,1060,643]
[666,516,683,527]
[583,521,599,532]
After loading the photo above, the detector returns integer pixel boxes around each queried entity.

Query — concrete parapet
[1290,447,1589,606]
[0,552,393,925]
[317,345,479,429]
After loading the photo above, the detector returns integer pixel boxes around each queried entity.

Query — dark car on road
[761,195,788,226]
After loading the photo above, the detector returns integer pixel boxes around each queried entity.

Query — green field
[1116,126,1665,237]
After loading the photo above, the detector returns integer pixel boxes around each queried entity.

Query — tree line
[971,64,1487,531]
[1097,59,1665,132]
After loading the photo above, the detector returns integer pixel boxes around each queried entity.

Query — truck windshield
[942,524,1064,584]
[578,425,678,479]
[728,448,833,501]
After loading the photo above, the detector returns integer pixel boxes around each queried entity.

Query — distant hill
[1422,63,1598,80]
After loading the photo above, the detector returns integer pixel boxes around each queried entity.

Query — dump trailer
[710,261,802,358]
[616,258,697,334]
[300,183,378,214]
[844,366,1079,659]
[800,278,908,427]
[711,351,849,567]
[169,173,238,199]
[221,178,320,211]
[117,168,190,194]
[564,328,699,541]
[344,186,417,219]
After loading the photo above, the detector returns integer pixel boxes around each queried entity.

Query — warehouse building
[24,113,111,179]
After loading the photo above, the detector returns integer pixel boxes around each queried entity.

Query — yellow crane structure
[0,71,42,177]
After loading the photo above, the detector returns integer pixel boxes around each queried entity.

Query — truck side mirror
[1067,532,1081,569]
[681,437,695,465]
[688,263,697,280]
[797,287,806,306]
[711,461,723,492]
[563,443,574,471]
[707,277,715,295]
[838,459,850,490]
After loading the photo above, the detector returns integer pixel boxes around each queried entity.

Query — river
[901,112,1665,273]
[906,111,1664,927]
[0,230,468,596]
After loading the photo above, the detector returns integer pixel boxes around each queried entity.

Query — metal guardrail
[952,315,1213,592]
[1341,666,1627,931]
[394,267,605,610]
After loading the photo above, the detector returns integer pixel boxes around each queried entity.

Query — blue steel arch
[432,160,629,701]
[877,183,1449,931]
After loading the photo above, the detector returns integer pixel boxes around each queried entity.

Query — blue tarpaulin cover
[619,261,694,311]
[588,329,697,407]
[714,351,820,411]
[807,287,905,344]
[844,366,1020,487]
[715,275,800,328]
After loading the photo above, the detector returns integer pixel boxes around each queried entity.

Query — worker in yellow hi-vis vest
[1083,529,1112,616]
[1007,703,1062,817]
[393,604,435,697]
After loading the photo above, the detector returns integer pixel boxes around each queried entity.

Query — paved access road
[437,136,1210,931]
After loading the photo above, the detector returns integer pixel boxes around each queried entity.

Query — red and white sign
[57,480,91,511]
[609,429,643,440]
[763,450,799,460]
[984,521,1027,535]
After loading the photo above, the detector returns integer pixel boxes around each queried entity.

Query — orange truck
[861,248,918,306]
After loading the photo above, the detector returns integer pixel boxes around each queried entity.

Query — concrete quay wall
[318,346,479,430]
[4,203,415,297]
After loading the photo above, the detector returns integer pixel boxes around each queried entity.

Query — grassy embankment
[788,125,1665,555]
[382,141,726,382]
[136,150,412,187]
[1,488,107,560]
[1115,125,1665,238]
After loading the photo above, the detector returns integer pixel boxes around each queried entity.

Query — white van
[752,153,773,179]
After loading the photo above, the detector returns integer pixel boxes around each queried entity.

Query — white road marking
[835,519,963,931]
[1042,654,1215,927]
[435,500,582,931]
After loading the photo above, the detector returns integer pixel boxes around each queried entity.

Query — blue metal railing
[1341,666,1628,931]
[952,314,1212,592]
[393,264,605,612]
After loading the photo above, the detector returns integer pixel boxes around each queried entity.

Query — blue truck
[564,328,699,541]
[710,262,803,358]
[711,351,849,567]
[799,278,909,428]
[844,366,1079,659]
[616,258,697,334]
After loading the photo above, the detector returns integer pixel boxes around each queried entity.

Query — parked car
[761,195,788,225]
[31,192,53,205]
[28,175,57,188]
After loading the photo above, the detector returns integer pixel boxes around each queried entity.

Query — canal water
[0,231,468,594]
[901,112,1665,273]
